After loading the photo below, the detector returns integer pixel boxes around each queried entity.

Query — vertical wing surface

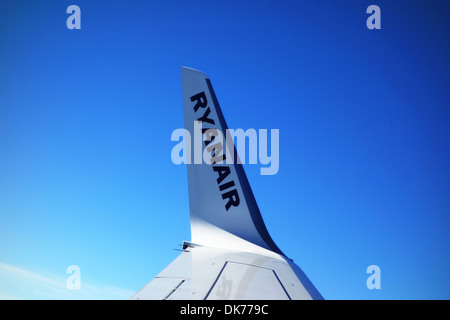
[181,67,283,255]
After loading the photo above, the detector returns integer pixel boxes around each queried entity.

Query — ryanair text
[171,91,279,176]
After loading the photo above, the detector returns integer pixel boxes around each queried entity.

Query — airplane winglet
[129,68,323,300]
[181,67,285,256]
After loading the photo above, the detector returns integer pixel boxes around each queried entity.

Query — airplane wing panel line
[203,261,229,300]
[271,269,292,300]
[163,279,186,300]
[203,259,293,300]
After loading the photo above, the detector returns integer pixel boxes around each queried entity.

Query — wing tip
[181,66,209,79]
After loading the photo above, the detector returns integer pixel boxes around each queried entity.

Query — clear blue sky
[0,0,449,299]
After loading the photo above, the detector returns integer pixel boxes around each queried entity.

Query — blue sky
[0,0,449,299]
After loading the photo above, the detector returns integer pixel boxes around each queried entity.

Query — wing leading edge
[130,67,323,300]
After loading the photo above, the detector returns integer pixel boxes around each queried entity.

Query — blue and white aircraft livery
[130,67,323,300]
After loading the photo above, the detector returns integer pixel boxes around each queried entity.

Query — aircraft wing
[130,67,323,300]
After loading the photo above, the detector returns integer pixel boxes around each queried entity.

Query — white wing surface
[130,67,323,300]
